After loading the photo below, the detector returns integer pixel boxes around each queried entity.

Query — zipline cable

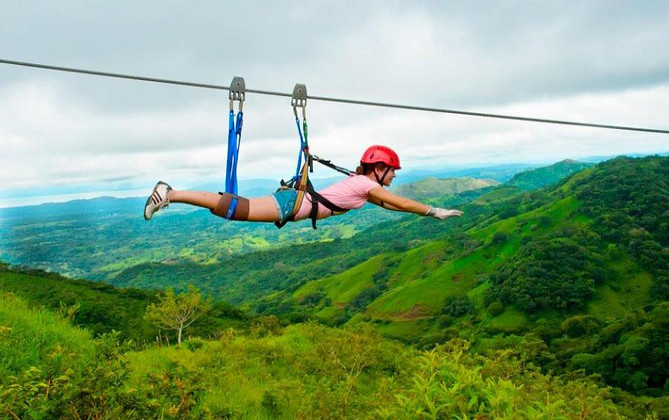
[2,58,669,135]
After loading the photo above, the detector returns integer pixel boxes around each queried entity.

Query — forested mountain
[287,155,669,396]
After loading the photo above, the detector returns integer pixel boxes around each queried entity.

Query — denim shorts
[271,188,299,223]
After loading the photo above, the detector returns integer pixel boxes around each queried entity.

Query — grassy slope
[0,269,250,344]
[0,292,95,379]
[0,269,156,342]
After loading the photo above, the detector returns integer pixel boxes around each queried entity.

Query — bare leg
[167,190,280,222]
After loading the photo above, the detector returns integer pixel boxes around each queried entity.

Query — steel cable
[2,58,668,135]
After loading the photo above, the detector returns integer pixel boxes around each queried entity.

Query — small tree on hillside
[145,285,210,345]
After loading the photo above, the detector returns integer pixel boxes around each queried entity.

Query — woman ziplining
[143,79,463,226]
[143,145,464,224]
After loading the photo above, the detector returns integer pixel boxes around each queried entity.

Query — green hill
[506,158,593,190]
[285,155,669,395]
[2,156,668,416]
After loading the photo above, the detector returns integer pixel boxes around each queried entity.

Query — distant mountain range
[3,152,666,208]
[0,167,523,279]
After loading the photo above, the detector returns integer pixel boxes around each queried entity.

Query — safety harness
[222,79,352,228]
[274,84,352,229]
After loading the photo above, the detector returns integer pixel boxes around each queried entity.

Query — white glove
[426,207,464,220]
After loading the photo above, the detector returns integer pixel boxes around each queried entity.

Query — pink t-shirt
[293,175,380,221]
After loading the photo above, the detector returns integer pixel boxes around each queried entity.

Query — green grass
[588,254,652,320]
[387,242,448,287]
[293,255,384,305]
[316,306,343,320]
[0,290,645,419]
[374,319,425,341]
[367,248,484,317]
[473,186,521,204]
[0,292,95,377]
[487,307,528,332]
[467,281,489,309]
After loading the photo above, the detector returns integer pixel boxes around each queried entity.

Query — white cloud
[1,1,669,206]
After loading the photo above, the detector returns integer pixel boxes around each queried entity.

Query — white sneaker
[144,181,172,220]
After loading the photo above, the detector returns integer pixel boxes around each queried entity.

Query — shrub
[377,339,624,419]
[443,296,475,317]
[487,301,505,317]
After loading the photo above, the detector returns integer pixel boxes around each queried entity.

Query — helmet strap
[374,166,392,186]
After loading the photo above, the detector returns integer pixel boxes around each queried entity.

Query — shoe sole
[144,182,169,221]
[143,194,154,221]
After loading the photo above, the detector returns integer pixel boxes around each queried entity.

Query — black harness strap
[274,154,354,230]
[311,155,354,176]
[305,180,349,229]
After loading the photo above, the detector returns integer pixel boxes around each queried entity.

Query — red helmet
[360,145,401,169]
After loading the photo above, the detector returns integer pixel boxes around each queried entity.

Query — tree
[144,285,210,345]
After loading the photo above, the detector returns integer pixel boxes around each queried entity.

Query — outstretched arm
[367,187,463,219]
[367,186,429,214]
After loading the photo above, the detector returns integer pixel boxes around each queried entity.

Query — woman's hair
[355,162,387,175]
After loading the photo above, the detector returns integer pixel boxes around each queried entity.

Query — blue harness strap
[225,76,246,196]
[293,114,307,181]
[225,109,243,195]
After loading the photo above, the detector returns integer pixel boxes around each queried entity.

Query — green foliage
[487,301,505,317]
[1,291,663,418]
[251,315,283,337]
[572,156,669,299]
[567,303,669,395]
[378,339,624,419]
[491,231,509,244]
[0,293,139,419]
[1,333,138,419]
[0,267,248,344]
[561,315,602,337]
[443,296,475,317]
[489,232,601,312]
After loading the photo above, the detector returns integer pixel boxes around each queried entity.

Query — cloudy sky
[1,1,668,207]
